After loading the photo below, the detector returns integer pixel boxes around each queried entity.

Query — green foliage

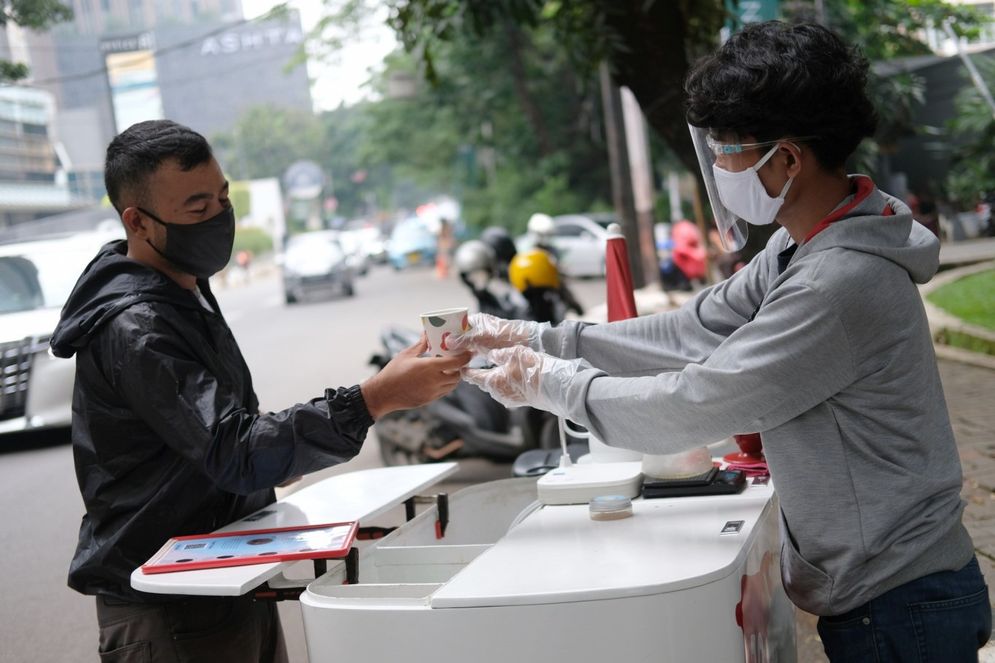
[0,0,73,81]
[232,226,274,257]
[813,0,985,60]
[229,181,252,220]
[281,0,995,236]
[782,0,988,178]
[944,56,995,206]
[354,22,612,231]
[1,0,73,28]
[0,61,29,80]
[373,0,726,173]
[211,106,325,182]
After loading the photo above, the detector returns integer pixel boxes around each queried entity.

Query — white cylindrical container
[642,447,713,479]
[562,418,643,463]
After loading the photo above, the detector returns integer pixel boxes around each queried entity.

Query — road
[0,264,608,663]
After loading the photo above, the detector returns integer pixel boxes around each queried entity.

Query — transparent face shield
[689,124,814,252]
[689,124,751,252]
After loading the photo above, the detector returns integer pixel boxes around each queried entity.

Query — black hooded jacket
[51,240,372,602]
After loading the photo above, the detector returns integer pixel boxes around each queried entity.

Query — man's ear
[782,143,803,178]
[121,207,148,238]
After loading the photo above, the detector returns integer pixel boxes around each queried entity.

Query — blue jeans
[818,556,992,662]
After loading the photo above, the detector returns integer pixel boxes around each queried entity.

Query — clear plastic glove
[462,345,582,416]
[449,312,547,354]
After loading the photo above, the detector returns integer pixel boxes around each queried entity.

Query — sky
[240,0,397,112]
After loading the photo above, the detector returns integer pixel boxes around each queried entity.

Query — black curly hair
[685,21,877,170]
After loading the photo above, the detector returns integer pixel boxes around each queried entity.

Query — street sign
[283,160,326,200]
[726,0,779,27]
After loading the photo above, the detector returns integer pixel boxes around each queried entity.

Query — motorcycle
[368,237,570,470]
[369,325,560,468]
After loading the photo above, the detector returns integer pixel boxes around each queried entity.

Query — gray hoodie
[540,177,973,616]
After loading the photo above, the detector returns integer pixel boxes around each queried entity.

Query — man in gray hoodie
[456,21,990,662]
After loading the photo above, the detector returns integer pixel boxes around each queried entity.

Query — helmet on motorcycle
[509,249,560,292]
[454,240,496,276]
[480,226,518,267]
[527,213,555,237]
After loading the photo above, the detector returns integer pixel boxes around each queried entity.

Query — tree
[945,56,995,207]
[211,105,326,182]
[322,0,990,181]
[380,0,724,175]
[0,0,73,81]
[784,0,988,176]
[351,26,612,230]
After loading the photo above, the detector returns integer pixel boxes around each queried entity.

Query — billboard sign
[102,33,164,133]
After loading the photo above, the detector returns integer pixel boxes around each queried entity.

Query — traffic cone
[605,224,638,322]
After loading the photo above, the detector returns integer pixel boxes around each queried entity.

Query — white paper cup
[420,307,470,356]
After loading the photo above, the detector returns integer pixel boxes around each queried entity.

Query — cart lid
[131,463,458,596]
[431,483,774,608]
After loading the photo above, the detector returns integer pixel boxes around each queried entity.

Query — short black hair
[685,21,877,170]
[104,120,213,213]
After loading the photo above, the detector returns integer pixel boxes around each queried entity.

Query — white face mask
[712,144,794,226]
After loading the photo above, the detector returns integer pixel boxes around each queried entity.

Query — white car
[0,228,124,435]
[280,230,356,304]
[517,213,616,277]
[342,220,388,264]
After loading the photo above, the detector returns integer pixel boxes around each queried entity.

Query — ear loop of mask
[754,143,794,200]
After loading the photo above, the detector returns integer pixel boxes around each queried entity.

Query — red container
[724,432,764,465]
[734,433,763,456]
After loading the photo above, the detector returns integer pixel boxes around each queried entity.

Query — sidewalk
[946,357,995,603]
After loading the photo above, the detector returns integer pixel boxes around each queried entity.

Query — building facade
[4,3,311,226]
[0,86,84,228]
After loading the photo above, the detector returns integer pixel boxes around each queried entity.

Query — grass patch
[934,329,995,356]
[927,270,995,330]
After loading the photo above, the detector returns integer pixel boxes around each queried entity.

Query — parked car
[386,218,437,270]
[281,230,355,304]
[0,228,124,436]
[342,220,388,264]
[517,213,616,278]
[334,229,372,276]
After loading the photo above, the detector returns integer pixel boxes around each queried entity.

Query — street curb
[919,260,995,372]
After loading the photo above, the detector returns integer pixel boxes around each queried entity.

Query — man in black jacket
[50,119,470,662]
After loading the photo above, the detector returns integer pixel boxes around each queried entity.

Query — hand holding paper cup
[421,307,471,356]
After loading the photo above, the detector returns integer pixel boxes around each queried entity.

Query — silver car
[0,228,124,435]
[517,213,616,278]
[280,230,356,304]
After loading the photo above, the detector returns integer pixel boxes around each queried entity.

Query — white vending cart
[134,464,796,663]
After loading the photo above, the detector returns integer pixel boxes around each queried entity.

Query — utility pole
[620,87,661,288]
[599,63,644,287]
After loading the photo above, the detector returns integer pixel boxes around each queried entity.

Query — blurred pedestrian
[49,119,470,663]
[436,217,453,278]
[236,247,253,282]
[909,191,941,238]
[457,22,990,663]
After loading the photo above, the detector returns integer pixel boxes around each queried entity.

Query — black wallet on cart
[641,467,747,498]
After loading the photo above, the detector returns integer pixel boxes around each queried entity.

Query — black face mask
[138,206,236,279]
